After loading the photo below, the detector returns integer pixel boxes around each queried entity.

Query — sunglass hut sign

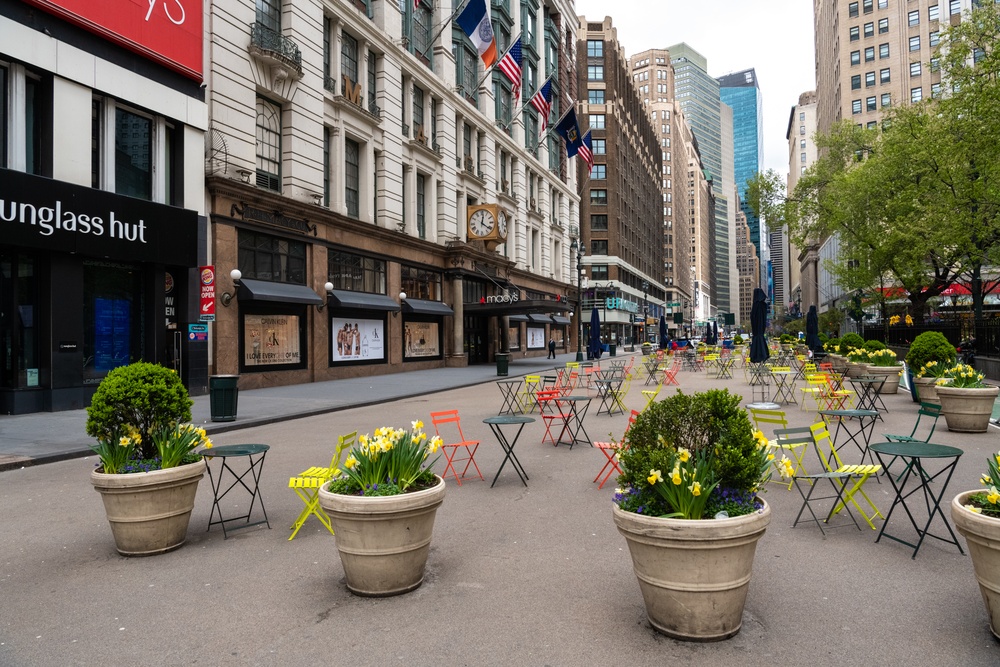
[1,198,148,242]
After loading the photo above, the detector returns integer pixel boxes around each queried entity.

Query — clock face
[497,210,508,239]
[469,208,496,237]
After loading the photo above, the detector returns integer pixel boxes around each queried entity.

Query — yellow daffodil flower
[671,468,682,485]
[412,420,424,431]
[981,475,992,486]
[678,447,691,462]
[988,487,1000,505]
[345,456,358,469]
[966,504,982,514]
[689,481,701,496]
[648,469,663,485]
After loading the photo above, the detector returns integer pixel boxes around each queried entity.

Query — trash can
[495,353,511,377]
[209,374,239,422]
[609,343,617,357]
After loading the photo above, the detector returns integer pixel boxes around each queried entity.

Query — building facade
[577,16,663,348]
[735,202,759,327]
[0,0,207,414]
[785,90,820,315]
[206,0,580,389]
[718,69,763,264]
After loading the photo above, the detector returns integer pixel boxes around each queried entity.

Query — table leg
[205,453,271,539]
[490,423,529,487]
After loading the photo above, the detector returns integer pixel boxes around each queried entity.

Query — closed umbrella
[806,305,822,353]
[659,315,668,349]
[749,288,770,364]
[712,320,719,346]
[588,307,602,360]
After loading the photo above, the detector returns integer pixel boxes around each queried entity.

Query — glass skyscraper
[718,69,763,262]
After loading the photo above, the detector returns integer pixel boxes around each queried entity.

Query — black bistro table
[202,443,271,539]
[483,415,534,487]
[869,441,964,558]
[848,376,887,416]
[554,395,592,448]
[819,409,880,466]
[496,378,524,415]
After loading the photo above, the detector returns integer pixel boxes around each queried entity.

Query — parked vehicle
[957,338,977,367]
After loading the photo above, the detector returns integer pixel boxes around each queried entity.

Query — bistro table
[594,376,625,416]
[496,378,524,415]
[482,415,534,487]
[869,441,964,558]
[819,409,880,466]
[642,355,661,384]
[553,395,592,448]
[848,376,887,417]
[202,443,271,539]
[771,370,798,405]
[715,354,736,380]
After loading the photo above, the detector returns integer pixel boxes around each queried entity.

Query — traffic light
[673,312,683,324]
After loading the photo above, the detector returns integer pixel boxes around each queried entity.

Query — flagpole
[475,31,521,91]
[419,0,469,60]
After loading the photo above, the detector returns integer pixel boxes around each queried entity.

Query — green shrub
[825,337,841,352]
[780,333,795,343]
[86,362,193,460]
[905,331,957,371]
[840,332,865,351]
[733,334,744,345]
[819,333,829,344]
[863,339,886,351]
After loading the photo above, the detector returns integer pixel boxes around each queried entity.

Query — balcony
[249,22,303,79]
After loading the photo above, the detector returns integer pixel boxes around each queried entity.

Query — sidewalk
[0,351,608,470]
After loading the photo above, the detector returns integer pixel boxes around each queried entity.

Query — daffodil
[966,504,983,514]
[345,456,358,469]
[648,469,663,485]
[987,487,1000,505]
[671,468,682,485]
[412,420,424,431]
[689,481,701,496]
[678,447,690,463]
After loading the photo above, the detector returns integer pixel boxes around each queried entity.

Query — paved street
[1,352,998,665]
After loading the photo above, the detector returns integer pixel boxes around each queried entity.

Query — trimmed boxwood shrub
[819,333,829,344]
[840,332,865,351]
[86,362,193,460]
[905,331,957,371]
[863,339,886,351]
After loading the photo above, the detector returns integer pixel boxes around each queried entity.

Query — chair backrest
[809,422,842,471]
[749,408,788,432]
[535,388,562,410]
[431,409,469,444]
[911,402,943,440]
[818,362,834,372]
[329,431,357,476]
[773,426,815,449]
[524,374,541,387]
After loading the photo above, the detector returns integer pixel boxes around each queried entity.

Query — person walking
[547,337,556,359]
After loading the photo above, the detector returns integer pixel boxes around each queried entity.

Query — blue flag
[554,108,584,158]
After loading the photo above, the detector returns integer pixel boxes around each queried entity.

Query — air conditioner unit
[501,179,510,192]
[464,156,475,172]
[529,197,537,210]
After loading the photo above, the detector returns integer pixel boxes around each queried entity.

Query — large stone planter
[952,491,1000,639]
[319,475,446,597]
[828,354,848,373]
[612,500,771,641]
[937,384,999,433]
[845,361,867,378]
[90,458,206,556]
[912,376,941,405]
[865,364,903,394]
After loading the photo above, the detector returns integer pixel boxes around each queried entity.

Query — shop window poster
[94,297,131,371]
[527,327,546,349]
[404,321,440,358]
[244,314,301,366]
[507,326,521,350]
[332,318,385,362]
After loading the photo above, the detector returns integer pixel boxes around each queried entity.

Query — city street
[1,355,998,665]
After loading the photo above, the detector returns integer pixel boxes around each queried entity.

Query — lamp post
[571,239,585,362]
[641,280,649,345]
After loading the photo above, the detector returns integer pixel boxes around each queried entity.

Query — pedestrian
[547,337,556,359]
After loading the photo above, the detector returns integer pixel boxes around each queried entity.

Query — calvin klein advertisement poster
[404,321,440,359]
[244,314,301,366]
[332,318,385,362]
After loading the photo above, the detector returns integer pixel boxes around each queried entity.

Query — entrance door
[463,315,488,364]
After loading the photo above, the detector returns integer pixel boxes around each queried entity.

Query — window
[591,240,608,255]
[368,51,379,113]
[908,10,919,26]
[879,42,890,58]
[800,139,807,148]
[587,65,604,80]
[866,121,877,129]
[454,34,479,104]
[256,0,280,33]
[82,260,141,382]
[929,4,939,21]
[930,56,941,72]
[345,137,360,218]
[909,35,920,51]
[878,17,888,33]
[864,22,874,37]
[799,111,805,121]
[910,61,921,76]
[415,173,426,239]
[852,99,862,114]
[255,97,281,191]
[590,189,607,205]
[328,250,386,293]
[865,46,875,61]
[930,30,940,47]
[342,32,359,85]
[800,125,805,135]
[587,39,603,58]
[400,265,442,301]
[880,67,891,83]
[949,0,960,16]
[866,71,876,86]
[412,84,424,135]
[591,114,605,129]
[590,214,608,230]
[800,152,807,163]
[850,26,860,41]
[931,82,942,98]
[911,87,922,103]
[850,50,861,65]
[881,92,891,107]
[849,1,859,17]
[114,107,152,199]
[852,74,862,90]
[867,96,877,111]
[591,264,609,281]
[588,89,604,104]
[591,164,606,179]
[592,138,606,154]
[863,0,872,12]
[239,230,306,284]
[878,0,887,7]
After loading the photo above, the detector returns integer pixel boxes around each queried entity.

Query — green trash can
[495,353,511,377]
[609,343,617,357]
[209,374,239,422]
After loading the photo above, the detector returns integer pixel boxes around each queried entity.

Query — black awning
[551,315,571,325]
[238,278,324,305]
[528,313,553,324]
[508,314,530,322]
[328,289,401,311]
[402,298,454,315]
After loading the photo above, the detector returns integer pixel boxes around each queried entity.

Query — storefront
[0,169,202,413]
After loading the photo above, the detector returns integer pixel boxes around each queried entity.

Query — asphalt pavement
[1,352,999,665]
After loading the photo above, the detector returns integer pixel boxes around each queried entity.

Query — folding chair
[661,361,680,387]
[882,402,942,480]
[288,431,356,540]
[809,422,883,530]
[789,429,860,536]
[641,376,665,411]
[592,410,640,489]
[749,406,788,432]
[772,426,814,491]
[430,410,484,486]
[607,373,632,415]
[518,375,542,412]
[536,389,570,445]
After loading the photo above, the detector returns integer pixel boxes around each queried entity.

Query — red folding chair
[662,362,680,387]
[430,410,483,486]
[591,410,640,489]
[536,389,570,445]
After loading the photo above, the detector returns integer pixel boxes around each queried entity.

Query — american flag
[578,130,594,171]
[529,78,553,133]
[414,0,420,9]
[497,36,523,102]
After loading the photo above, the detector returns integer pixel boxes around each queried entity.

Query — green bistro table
[483,416,534,487]
[201,444,271,539]
[771,370,797,405]
[819,409,880,466]
[848,376,887,417]
[554,395,592,448]
[869,441,964,559]
[496,378,524,415]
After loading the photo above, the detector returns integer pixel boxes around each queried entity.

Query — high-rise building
[718,68,763,264]
[735,200,759,327]
[786,91,822,314]
[578,17,664,346]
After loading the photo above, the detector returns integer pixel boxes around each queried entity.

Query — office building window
[591,240,608,255]
[800,152,807,163]
[588,89,604,104]
[908,10,919,26]
[880,42,890,58]
[866,96,877,111]
[852,74,862,90]
[878,0,887,7]
[590,189,607,205]
[880,67,891,83]
[865,46,875,61]
[863,0,872,12]
[881,92,891,107]
[850,26,860,41]
[415,173,426,239]
[345,137,360,218]
[851,50,861,65]
[800,139,807,148]
[910,61,921,76]
[255,97,281,191]
[930,56,941,72]
[909,35,920,51]
[591,164,607,179]
[342,32,359,85]
[590,214,608,230]
[930,30,940,47]
[949,0,960,15]
[911,87,922,103]
[587,65,604,80]
[929,4,939,21]
[849,1,859,17]
[592,138,606,154]
[866,71,876,86]
[328,251,386,293]
[878,17,888,33]
[799,111,805,121]
[591,265,608,281]
[587,40,603,58]
[400,265,441,301]
[852,99,862,114]
[864,22,874,37]
[238,230,306,284]
[867,121,877,129]
[591,114,605,129]
[114,107,152,199]
[800,125,805,135]
[931,82,942,98]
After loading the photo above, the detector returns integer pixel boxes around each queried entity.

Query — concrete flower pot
[319,475,446,597]
[952,491,1000,639]
[90,458,206,556]
[937,384,999,433]
[865,364,902,394]
[912,376,941,405]
[612,500,771,641]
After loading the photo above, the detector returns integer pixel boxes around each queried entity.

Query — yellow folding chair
[809,422,883,530]
[288,431,357,540]
[519,374,542,412]
[641,377,665,411]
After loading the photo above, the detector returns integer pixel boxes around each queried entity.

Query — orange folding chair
[591,410,640,489]
[536,389,570,445]
[430,410,483,486]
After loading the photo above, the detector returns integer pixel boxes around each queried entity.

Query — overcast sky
[573,0,816,181]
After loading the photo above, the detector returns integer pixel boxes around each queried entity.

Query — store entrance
[463,315,488,364]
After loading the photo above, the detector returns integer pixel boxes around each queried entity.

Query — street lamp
[642,280,649,345]
[571,239,585,362]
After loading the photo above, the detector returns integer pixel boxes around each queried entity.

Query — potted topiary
[936,364,999,433]
[86,362,208,556]
[825,337,845,371]
[905,331,957,404]
[611,389,780,641]
[951,451,1000,638]
[839,332,866,377]
[864,346,903,394]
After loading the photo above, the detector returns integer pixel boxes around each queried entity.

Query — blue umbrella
[588,307,602,359]
[659,315,668,349]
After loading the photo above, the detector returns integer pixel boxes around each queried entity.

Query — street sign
[666,302,681,307]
